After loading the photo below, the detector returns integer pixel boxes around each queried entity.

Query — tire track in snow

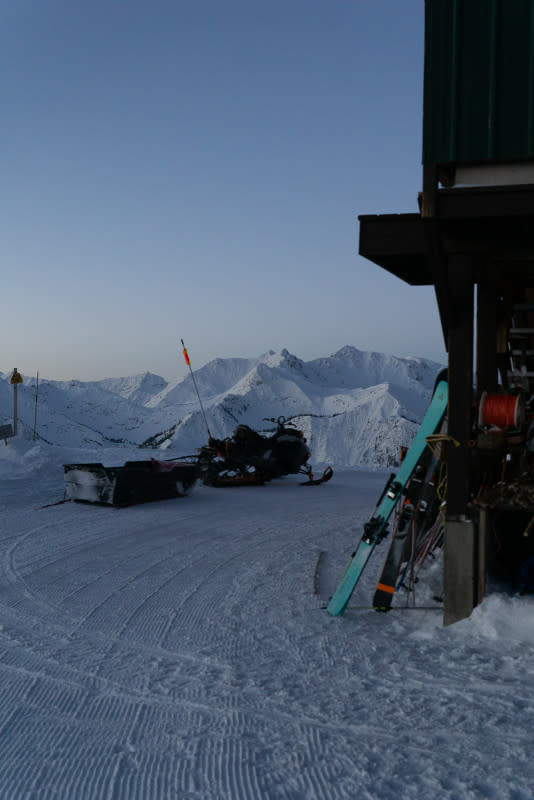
[0,587,486,799]
[0,520,85,625]
[2,475,435,799]
[14,503,223,640]
[79,520,281,699]
[2,502,363,716]
[0,614,432,800]
[75,525,231,636]
[157,524,285,652]
[12,503,202,603]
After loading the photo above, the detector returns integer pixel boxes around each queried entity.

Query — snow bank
[458,593,534,644]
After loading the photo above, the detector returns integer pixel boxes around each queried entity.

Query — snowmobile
[197,416,333,487]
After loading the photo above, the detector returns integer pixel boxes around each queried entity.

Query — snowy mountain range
[0,347,443,467]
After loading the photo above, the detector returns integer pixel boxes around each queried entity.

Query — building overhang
[359,185,534,289]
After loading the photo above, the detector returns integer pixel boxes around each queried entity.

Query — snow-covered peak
[258,348,305,371]
[155,355,261,408]
[96,372,168,404]
[309,345,440,393]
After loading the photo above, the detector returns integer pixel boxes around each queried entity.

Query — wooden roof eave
[358,213,432,286]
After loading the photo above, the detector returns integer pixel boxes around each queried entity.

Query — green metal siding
[423,0,534,165]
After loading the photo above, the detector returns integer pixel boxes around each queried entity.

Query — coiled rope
[478,392,523,429]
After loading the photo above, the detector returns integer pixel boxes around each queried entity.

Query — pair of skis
[327,376,448,617]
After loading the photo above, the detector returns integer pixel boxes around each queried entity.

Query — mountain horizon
[0,346,444,468]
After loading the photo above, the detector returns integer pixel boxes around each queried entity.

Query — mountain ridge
[0,347,444,467]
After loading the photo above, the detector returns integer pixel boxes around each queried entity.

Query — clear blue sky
[1,0,445,381]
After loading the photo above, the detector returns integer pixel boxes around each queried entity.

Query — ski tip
[300,466,334,486]
[326,600,346,617]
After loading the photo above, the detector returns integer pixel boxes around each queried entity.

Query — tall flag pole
[181,339,212,439]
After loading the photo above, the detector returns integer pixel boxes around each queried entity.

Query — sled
[63,459,198,507]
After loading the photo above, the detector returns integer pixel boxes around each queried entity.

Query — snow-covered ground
[1,437,533,799]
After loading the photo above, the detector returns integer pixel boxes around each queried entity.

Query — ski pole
[33,371,39,441]
[181,339,212,439]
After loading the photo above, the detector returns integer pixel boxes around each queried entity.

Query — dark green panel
[423,0,534,165]
[423,0,455,163]
[495,1,534,158]
[454,1,492,161]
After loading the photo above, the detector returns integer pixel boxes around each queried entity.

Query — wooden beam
[446,254,474,516]
[424,219,452,347]
[421,164,438,218]
[438,184,534,218]
[358,214,426,256]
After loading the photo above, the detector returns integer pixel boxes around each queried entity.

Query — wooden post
[476,507,488,606]
[424,218,452,348]
[444,255,477,625]
[444,519,477,625]
[10,368,23,435]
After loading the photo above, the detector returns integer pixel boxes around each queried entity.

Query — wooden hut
[358,0,534,623]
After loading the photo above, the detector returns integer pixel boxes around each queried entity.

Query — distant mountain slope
[148,355,265,409]
[0,347,443,466]
[96,372,168,406]
[163,348,443,466]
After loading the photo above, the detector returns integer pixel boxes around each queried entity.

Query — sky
[1,0,446,381]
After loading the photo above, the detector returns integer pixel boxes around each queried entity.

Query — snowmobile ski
[301,466,334,486]
[327,377,448,617]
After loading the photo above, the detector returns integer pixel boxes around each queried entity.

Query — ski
[372,429,444,611]
[372,497,417,611]
[327,376,448,617]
